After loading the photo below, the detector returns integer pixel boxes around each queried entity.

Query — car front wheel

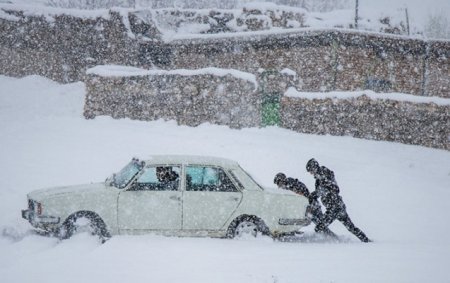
[59,211,109,242]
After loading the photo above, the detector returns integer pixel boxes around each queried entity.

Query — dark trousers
[309,201,337,238]
[315,204,369,242]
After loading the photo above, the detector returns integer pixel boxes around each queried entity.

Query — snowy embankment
[0,75,449,282]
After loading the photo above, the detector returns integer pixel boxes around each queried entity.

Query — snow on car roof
[143,155,240,168]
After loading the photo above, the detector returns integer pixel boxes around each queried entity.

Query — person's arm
[308,190,319,204]
[315,179,320,191]
[323,179,340,194]
[322,167,340,192]
[292,179,309,197]
[286,178,309,197]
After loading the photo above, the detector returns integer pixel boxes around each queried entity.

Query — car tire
[59,211,110,242]
[227,215,270,239]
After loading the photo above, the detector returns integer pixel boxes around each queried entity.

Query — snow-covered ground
[0,75,449,282]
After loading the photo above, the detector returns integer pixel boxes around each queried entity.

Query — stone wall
[1,6,449,97]
[281,95,449,150]
[84,73,260,128]
[331,33,426,95]
[83,66,449,150]
[168,33,339,92]
[0,8,137,82]
[2,6,449,150]
[168,31,448,97]
[426,41,450,98]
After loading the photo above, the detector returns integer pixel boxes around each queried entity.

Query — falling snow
[0,0,449,282]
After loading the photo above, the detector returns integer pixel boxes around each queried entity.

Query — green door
[261,93,280,127]
[260,69,282,127]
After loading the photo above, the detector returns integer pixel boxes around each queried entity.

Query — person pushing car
[306,158,371,242]
[274,172,337,238]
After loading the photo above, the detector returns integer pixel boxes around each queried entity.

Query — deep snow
[0,75,449,282]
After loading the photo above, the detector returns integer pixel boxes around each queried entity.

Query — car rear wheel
[229,215,270,239]
[235,220,259,237]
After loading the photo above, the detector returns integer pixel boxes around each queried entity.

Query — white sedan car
[22,155,310,240]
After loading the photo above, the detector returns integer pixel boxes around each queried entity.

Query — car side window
[228,171,245,191]
[186,166,238,192]
[132,166,180,191]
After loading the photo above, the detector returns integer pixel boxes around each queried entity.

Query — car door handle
[228,197,240,202]
[169,196,181,201]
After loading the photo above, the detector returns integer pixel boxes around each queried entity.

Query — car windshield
[112,160,143,189]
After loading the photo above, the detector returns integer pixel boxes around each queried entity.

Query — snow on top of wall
[239,2,308,14]
[306,8,413,35]
[285,87,450,106]
[86,65,150,76]
[167,26,421,45]
[0,3,111,20]
[280,68,298,77]
[147,2,424,42]
[0,6,20,21]
[86,65,258,89]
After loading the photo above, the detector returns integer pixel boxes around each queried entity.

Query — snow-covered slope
[0,75,449,282]
[3,0,450,39]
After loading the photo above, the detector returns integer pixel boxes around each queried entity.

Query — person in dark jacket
[274,173,337,238]
[306,158,371,242]
[156,166,179,190]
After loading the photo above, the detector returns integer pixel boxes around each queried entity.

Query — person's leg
[314,206,337,234]
[309,201,324,224]
[310,202,338,238]
[338,212,370,242]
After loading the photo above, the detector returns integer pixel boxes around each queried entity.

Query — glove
[308,191,318,204]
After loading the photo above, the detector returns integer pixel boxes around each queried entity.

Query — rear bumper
[22,209,60,227]
[271,217,311,237]
[278,218,311,226]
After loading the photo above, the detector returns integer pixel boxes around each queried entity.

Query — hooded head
[274,172,287,189]
[306,158,319,175]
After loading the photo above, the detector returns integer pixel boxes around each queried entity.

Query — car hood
[28,182,107,201]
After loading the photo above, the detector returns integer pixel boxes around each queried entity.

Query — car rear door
[117,165,182,233]
[182,165,242,231]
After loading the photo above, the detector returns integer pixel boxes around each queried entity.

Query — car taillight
[28,199,34,211]
[305,205,313,220]
[37,203,42,215]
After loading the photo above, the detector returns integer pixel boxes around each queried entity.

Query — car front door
[182,166,242,231]
[117,165,182,233]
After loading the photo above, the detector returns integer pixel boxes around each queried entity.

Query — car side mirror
[106,173,116,186]
[111,173,116,186]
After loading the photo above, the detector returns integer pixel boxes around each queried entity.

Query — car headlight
[36,202,42,215]
[28,199,42,215]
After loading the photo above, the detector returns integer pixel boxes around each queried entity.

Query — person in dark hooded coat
[306,158,371,242]
[274,173,337,238]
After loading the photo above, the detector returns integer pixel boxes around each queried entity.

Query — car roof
[143,155,240,169]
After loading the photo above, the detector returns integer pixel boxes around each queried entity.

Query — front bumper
[22,209,60,227]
